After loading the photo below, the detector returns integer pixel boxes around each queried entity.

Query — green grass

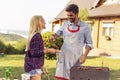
[85,56,120,80]
[0,55,120,80]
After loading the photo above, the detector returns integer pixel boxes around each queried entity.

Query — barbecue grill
[70,66,110,80]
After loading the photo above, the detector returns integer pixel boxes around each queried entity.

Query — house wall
[92,17,120,55]
[91,19,99,48]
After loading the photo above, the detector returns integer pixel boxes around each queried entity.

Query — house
[51,0,120,56]
[89,0,120,56]
[51,0,96,31]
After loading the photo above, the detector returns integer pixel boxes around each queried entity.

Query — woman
[24,15,59,80]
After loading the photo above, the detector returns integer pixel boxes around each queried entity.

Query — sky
[0,0,70,32]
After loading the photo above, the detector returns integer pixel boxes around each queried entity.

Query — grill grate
[70,66,110,80]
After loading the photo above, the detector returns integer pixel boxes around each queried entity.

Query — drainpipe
[52,23,54,32]
[59,19,62,26]
[96,18,100,48]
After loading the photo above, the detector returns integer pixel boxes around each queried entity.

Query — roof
[55,0,96,19]
[89,3,120,17]
[55,0,120,20]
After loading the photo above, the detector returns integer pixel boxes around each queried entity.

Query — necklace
[67,25,80,32]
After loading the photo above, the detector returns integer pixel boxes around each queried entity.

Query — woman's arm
[29,33,44,57]
[44,48,60,54]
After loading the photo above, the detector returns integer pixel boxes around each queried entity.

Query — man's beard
[68,18,75,23]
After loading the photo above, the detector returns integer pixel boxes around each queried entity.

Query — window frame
[102,21,115,37]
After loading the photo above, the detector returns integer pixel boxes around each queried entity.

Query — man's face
[66,12,77,23]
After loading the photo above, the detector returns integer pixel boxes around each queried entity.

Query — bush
[42,32,53,48]
[54,37,63,49]
[4,44,19,54]
[42,31,63,60]
[15,39,26,54]
[0,40,5,53]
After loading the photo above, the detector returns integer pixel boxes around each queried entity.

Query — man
[49,4,93,80]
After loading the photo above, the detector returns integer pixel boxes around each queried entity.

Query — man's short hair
[65,4,79,14]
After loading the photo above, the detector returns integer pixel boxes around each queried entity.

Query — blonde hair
[25,15,45,51]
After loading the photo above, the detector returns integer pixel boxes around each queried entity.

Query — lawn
[0,54,120,80]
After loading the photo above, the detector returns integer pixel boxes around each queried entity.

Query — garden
[0,32,120,80]
[0,55,120,80]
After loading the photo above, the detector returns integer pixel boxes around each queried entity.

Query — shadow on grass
[99,52,111,56]
[87,56,99,59]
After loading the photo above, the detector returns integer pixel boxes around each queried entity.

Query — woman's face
[42,19,46,29]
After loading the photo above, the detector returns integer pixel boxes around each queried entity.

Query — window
[105,0,113,2]
[102,22,114,36]
[104,0,119,4]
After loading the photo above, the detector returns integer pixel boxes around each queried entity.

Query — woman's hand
[48,48,60,54]
[44,48,48,54]
[44,48,60,54]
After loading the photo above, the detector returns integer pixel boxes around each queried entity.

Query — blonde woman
[24,15,59,80]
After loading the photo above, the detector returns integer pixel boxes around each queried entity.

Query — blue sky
[0,0,70,32]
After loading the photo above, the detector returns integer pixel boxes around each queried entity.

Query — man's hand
[80,55,87,64]
[49,34,59,43]
[49,35,55,43]
[80,46,91,64]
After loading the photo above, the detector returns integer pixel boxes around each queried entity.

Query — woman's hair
[65,4,79,14]
[25,15,45,51]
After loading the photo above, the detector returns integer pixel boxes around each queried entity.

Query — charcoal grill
[70,66,110,80]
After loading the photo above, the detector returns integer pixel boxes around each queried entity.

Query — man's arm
[80,46,91,64]
[80,23,93,64]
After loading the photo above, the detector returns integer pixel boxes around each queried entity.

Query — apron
[55,24,84,79]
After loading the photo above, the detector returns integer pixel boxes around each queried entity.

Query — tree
[79,8,95,31]
[0,39,5,53]
[42,31,63,60]
[79,8,89,21]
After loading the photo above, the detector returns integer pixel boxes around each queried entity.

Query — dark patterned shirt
[24,33,44,72]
